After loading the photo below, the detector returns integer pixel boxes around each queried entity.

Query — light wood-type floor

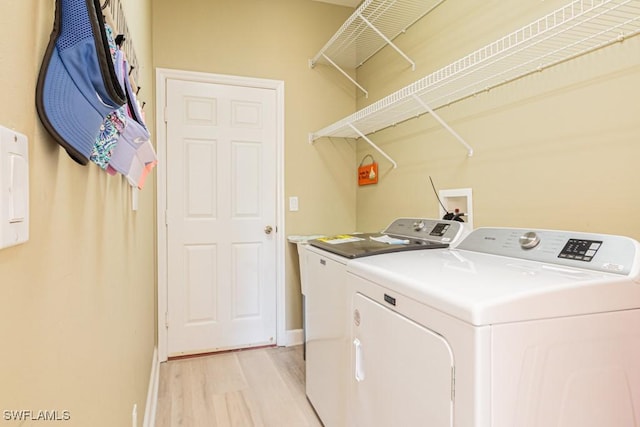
[155,345,323,427]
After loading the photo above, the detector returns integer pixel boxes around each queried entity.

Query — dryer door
[350,292,454,427]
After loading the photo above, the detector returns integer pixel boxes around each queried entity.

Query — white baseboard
[284,329,304,347]
[143,347,160,427]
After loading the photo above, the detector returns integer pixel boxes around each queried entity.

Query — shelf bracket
[315,54,369,98]
[348,123,398,169]
[357,12,416,71]
[411,94,473,157]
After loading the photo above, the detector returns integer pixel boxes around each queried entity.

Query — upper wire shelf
[309,0,447,96]
[310,0,640,156]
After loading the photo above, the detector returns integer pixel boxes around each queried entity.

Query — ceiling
[312,0,360,8]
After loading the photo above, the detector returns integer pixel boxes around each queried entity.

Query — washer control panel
[383,217,465,244]
[558,238,602,262]
[457,227,639,275]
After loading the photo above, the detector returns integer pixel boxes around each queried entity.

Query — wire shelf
[311,0,446,69]
[311,0,640,151]
[310,0,446,96]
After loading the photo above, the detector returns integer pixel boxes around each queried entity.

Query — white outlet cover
[289,196,299,212]
[438,188,473,229]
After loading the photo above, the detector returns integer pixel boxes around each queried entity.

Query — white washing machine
[346,227,640,427]
[303,218,467,427]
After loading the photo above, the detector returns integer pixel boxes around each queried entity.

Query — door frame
[155,68,286,362]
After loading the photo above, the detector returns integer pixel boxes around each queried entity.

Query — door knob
[264,225,273,235]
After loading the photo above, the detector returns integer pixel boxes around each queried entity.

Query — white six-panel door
[165,78,277,356]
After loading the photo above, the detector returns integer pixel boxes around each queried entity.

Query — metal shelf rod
[348,123,398,169]
[411,95,473,157]
[319,54,369,98]
[357,13,416,71]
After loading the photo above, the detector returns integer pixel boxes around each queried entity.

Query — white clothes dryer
[302,218,467,427]
[346,227,640,427]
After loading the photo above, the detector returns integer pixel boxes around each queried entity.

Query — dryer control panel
[456,227,640,275]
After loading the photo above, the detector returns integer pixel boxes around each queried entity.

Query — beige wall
[152,0,357,330]
[0,1,155,426]
[354,0,640,240]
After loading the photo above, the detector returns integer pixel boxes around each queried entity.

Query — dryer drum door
[349,292,454,427]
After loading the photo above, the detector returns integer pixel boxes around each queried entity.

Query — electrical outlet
[289,196,299,212]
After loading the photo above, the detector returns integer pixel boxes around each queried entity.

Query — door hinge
[165,312,169,328]
[165,210,169,227]
[164,105,168,123]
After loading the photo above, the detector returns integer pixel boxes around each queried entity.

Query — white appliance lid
[347,228,640,326]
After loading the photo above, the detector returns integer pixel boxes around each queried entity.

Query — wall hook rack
[114,34,126,47]
[103,0,140,82]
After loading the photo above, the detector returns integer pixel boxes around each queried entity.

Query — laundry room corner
[352,0,640,239]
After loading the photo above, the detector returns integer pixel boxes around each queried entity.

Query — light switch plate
[0,125,29,249]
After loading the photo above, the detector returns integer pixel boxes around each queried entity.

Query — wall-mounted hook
[101,0,111,10]
[136,86,141,95]
[141,102,146,110]
[115,34,126,47]
[128,65,135,76]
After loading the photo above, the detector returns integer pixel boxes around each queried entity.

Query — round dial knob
[413,220,425,231]
[519,231,540,249]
